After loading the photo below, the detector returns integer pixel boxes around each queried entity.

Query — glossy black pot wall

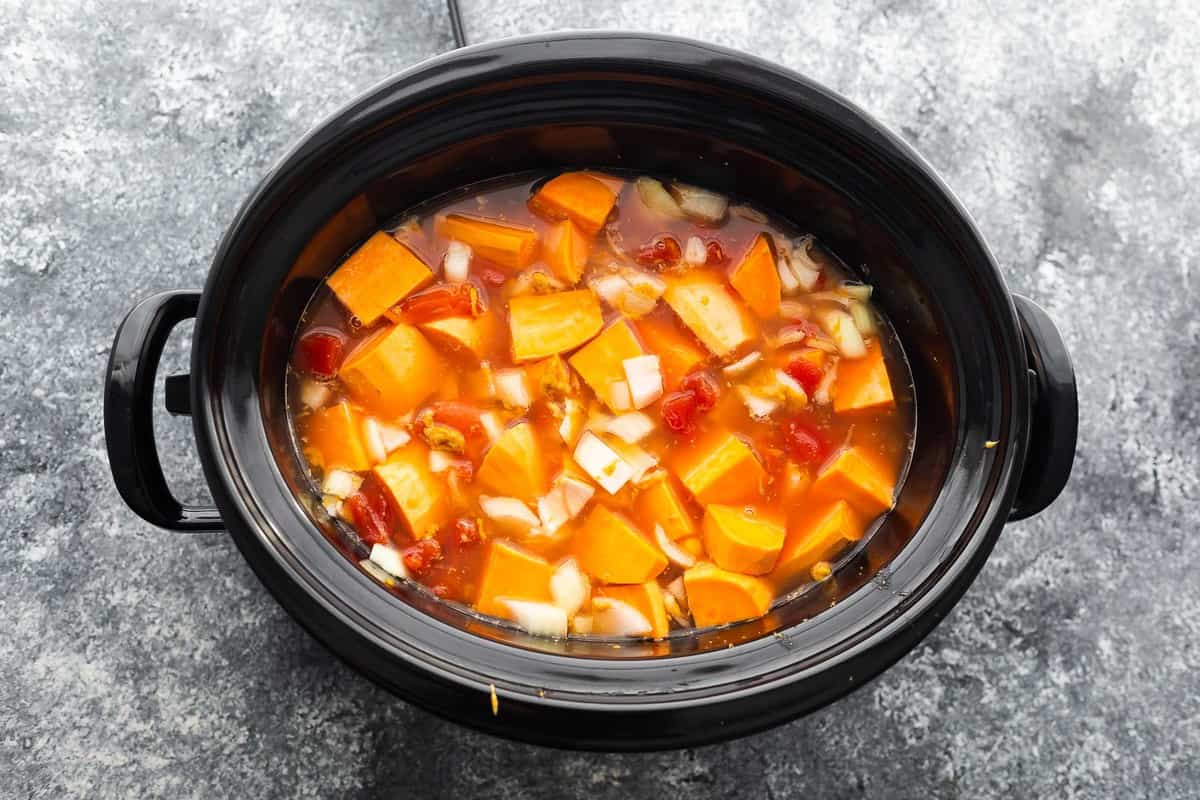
[104,33,1077,750]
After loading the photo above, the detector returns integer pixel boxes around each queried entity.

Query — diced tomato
[453,517,481,545]
[704,240,728,265]
[479,267,507,287]
[345,479,393,545]
[780,419,827,465]
[421,401,484,439]
[661,391,700,434]
[784,358,824,395]
[679,370,719,411]
[295,330,344,379]
[402,538,444,575]
[396,283,483,323]
[635,235,682,269]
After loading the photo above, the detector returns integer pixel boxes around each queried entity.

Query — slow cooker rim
[191,32,1028,715]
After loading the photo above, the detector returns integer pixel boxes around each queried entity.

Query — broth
[287,171,913,638]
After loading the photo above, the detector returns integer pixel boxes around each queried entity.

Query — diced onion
[730,204,768,223]
[773,326,810,348]
[777,256,801,294]
[662,589,690,627]
[804,291,853,308]
[299,379,331,410]
[636,176,685,219]
[669,182,729,224]
[321,469,361,499]
[592,597,653,637]
[806,337,841,354]
[571,614,594,634]
[501,598,568,637]
[322,495,344,519]
[590,274,629,308]
[608,380,633,412]
[849,300,877,336]
[666,576,688,609]
[622,355,663,409]
[838,282,873,302]
[813,362,838,405]
[443,240,472,283]
[779,300,811,320]
[557,398,584,446]
[361,418,388,464]
[429,450,468,474]
[573,431,635,494]
[655,524,697,568]
[738,386,780,420]
[788,237,823,290]
[774,369,809,406]
[815,308,867,358]
[603,412,656,443]
[559,475,595,517]
[368,543,409,579]
[549,558,590,616]
[376,420,411,453]
[608,439,658,485]
[684,235,707,266]
[479,495,540,533]
[723,351,762,376]
[494,368,531,409]
[479,410,504,442]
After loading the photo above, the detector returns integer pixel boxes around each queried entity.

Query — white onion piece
[663,589,690,627]
[773,327,810,349]
[571,614,594,634]
[368,544,409,579]
[573,431,635,494]
[684,235,707,266]
[429,450,469,474]
[479,410,504,442]
[777,257,801,294]
[321,469,361,499]
[376,421,411,453]
[804,291,853,308]
[608,380,633,412]
[723,351,762,376]
[669,182,728,224]
[322,495,344,519]
[362,418,388,464]
[806,337,841,354]
[603,412,656,444]
[549,558,590,616]
[559,475,595,517]
[590,274,630,309]
[557,398,585,446]
[655,524,697,568]
[501,598,568,637]
[815,308,867,358]
[665,576,689,610]
[636,176,685,219]
[536,488,570,534]
[838,282,873,302]
[592,598,654,637]
[479,495,540,533]
[622,355,663,409]
[774,369,808,405]
[609,440,658,485]
[738,386,780,420]
[443,240,472,282]
[788,238,823,290]
[779,300,811,320]
[730,204,767,223]
[494,368,531,409]
[849,300,877,336]
[299,379,331,410]
[813,362,838,406]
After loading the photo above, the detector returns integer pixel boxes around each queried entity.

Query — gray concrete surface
[2,0,1198,797]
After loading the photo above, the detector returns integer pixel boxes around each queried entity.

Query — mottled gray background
[2,0,1197,797]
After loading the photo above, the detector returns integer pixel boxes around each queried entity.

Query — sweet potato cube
[435,213,539,270]
[702,505,785,575]
[771,500,863,586]
[475,540,555,618]
[598,583,670,638]
[572,505,667,584]
[683,563,773,627]
[301,401,372,471]
[508,290,604,362]
[543,219,590,285]
[672,430,767,506]
[634,316,708,390]
[372,443,450,539]
[528,172,619,235]
[567,318,645,410]
[663,270,758,358]
[810,446,897,518]
[526,354,573,402]
[327,233,434,325]
[729,234,781,319]
[476,422,549,502]
[833,340,895,413]
[339,324,447,418]
[634,472,696,541]
[418,311,497,362]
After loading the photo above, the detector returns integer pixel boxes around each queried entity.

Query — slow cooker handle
[104,291,224,532]
[1009,295,1078,521]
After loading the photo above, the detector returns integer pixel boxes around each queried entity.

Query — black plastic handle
[1008,295,1078,521]
[104,291,223,531]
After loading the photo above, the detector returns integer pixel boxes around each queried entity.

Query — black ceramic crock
[103,33,1077,750]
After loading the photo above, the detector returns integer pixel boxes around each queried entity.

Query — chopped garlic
[368,543,409,579]
[321,469,362,499]
[479,495,540,533]
[622,355,663,409]
[549,558,590,616]
[443,240,472,282]
[573,431,635,494]
[684,235,707,266]
[723,351,762,377]
[494,368,532,409]
[501,599,568,637]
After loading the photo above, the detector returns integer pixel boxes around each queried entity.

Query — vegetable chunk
[663,270,758,358]
[573,505,668,584]
[477,422,549,502]
[339,324,447,418]
[435,213,539,270]
[702,504,785,575]
[475,540,555,618]
[543,219,590,285]
[372,443,450,539]
[302,401,372,471]
[770,500,863,586]
[634,472,696,541]
[418,311,497,362]
[327,232,434,325]
[683,563,773,627]
[634,317,708,389]
[729,234,781,319]
[528,172,619,235]
[598,583,670,637]
[509,290,604,362]
[833,340,895,413]
[810,446,896,518]
[672,430,767,506]
[568,318,645,410]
